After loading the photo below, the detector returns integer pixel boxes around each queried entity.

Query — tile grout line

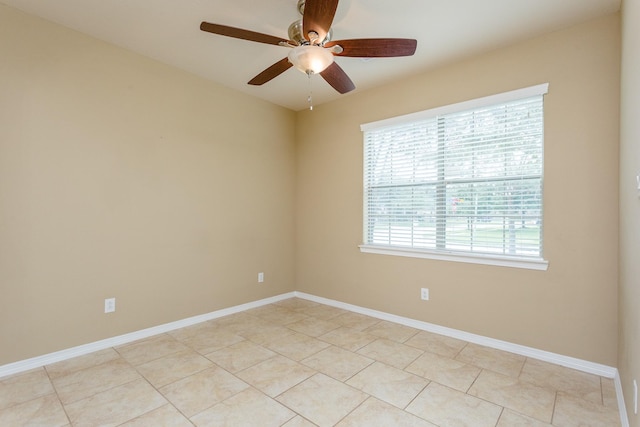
[331,395,372,427]
[549,390,559,425]
[127,355,183,426]
[464,366,483,395]
[43,366,73,427]
[402,380,430,411]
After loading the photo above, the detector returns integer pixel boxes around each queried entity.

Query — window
[360,84,549,270]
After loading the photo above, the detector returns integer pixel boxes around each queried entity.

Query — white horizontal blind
[363,89,545,259]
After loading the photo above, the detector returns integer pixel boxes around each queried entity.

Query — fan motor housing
[288,19,332,45]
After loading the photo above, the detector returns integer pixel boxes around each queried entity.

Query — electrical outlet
[104,298,116,313]
[258,272,264,283]
[421,288,429,300]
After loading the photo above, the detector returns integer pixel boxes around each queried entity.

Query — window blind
[362,86,546,260]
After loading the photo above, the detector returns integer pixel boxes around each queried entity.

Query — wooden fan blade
[248,58,293,85]
[200,22,289,46]
[320,62,355,94]
[302,0,339,44]
[325,38,417,57]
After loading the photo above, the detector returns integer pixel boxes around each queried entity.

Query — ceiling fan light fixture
[288,45,334,75]
[200,0,417,97]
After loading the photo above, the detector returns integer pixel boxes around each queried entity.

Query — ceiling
[1,0,620,111]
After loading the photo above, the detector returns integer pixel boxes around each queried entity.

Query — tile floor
[0,298,622,426]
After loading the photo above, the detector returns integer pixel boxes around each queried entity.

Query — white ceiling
[1,0,620,111]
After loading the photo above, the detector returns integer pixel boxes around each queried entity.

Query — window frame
[359,84,549,271]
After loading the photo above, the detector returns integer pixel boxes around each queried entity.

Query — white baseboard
[294,291,629,427]
[0,291,629,427]
[294,291,617,378]
[615,370,631,427]
[0,292,295,379]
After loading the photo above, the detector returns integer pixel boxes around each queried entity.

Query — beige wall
[0,5,296,365]
[619,0,640,424]
[296,14,620,365]
[0,3,624,373]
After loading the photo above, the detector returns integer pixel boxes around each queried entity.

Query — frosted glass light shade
[288,45,334,74]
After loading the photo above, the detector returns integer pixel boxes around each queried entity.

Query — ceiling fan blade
[200,22,290,46]
[302,0,339,44]
[320,62,355,94]
[326,38,418,57]
[248,57,293,85]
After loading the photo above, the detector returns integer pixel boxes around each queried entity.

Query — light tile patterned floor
[0,298,622,426]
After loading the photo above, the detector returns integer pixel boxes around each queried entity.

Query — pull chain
[307,70,314,111]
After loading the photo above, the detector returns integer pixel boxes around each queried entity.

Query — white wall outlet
[104,298,116,313]
[634,379,638,415]
[421,288,429,300]
[258,272,264,283]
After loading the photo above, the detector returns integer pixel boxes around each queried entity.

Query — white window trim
[361,83,549,132]
[359,83,550,271]
[359,244,549,271]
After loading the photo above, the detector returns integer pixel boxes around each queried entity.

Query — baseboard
[0,292,295,379]
[0,290,617,379]
[295,291,629,427]
[615,370,631,427]
[294,291,617,378]
[0,291,629,426]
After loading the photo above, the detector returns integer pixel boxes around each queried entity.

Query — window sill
[358,244,549,271]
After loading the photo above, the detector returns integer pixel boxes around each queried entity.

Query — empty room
[1,0,638,426]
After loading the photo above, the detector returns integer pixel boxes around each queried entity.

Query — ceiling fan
[200,0,417,95]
